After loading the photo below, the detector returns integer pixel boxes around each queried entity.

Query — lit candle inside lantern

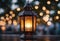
[25,16,32,31]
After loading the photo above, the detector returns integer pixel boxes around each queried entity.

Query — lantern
[18,4,37,33]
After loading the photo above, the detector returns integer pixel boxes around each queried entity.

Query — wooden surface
[0,34,60,41]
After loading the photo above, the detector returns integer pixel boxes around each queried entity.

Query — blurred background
[0,0,60,41]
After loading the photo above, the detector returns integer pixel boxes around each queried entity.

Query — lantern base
[20,31,36,40]
[21,31,36,33]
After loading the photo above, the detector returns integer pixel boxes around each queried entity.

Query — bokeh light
[55,0,59,2]
[13,20,17,26]
[10,11,14,14]
[50,10,55,15]
[34,1,40,5]
[0,21,6,26]
[0,0,60,36]
[39,12,43,16]
[47,1,51,5]
[47,21,52,26]
[16,8,21,11]
[9,16,13,19]
[46,10,50,14]
[34,5,39,9]
[43,15,49,22]
[57,10,60,14]
[55,16,59,20]
[8,20,12,25]
[42,6,46,11]
[1,16,4,20]
[1,26,6,32]
[5,14,9,17]
[12,14,15,17]
[57,3,60,8]
[12,0,17,3]
[49,17,53,21]
[26,0,33,3]
[11,4,19,10]
[37,18,40,24]
[6,17,9,21]
[0,8,5,14]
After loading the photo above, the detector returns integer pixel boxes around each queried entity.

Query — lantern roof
[19,10,38,16]
[18,3,38,16]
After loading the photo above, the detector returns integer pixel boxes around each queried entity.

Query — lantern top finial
[18,1,38,17]
[24,3,32,11]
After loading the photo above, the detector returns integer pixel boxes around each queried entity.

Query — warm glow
[3,19,6,22]
[57,10,60,14]
[0,21,6,26]
[25,23,32,28]
[6,14,9,17]
[35,6,39,9]
[46,15,50,17]
[47,1,51,5]
[55,0,59,2]
[6,17,9,21]
[42,6,46,11]
[20,16,36,32]
[10,11,14,14]
[47,21,52,26]
[20,17,24,31]
[34,16,36,31]
[44,37,50,41]
[46,10,50,14]
[39,12,43,16]
[25,16,32,31]
[37,18,40,24]
[1,26,6,31]
[43,15,49,22]
[12,14,15,17]
[13,20,17,26]
[1,16,4,20]
[43,17,49,22]
[17,8,21,11]
[55,16,59,20]
[9,16,12,19]
[8,20,12,25]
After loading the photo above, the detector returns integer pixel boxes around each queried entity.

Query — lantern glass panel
[25,16,32,32]
[33,16,36,31]
[20,17,24,32]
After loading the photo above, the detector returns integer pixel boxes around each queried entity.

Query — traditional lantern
[18,4,37,33]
